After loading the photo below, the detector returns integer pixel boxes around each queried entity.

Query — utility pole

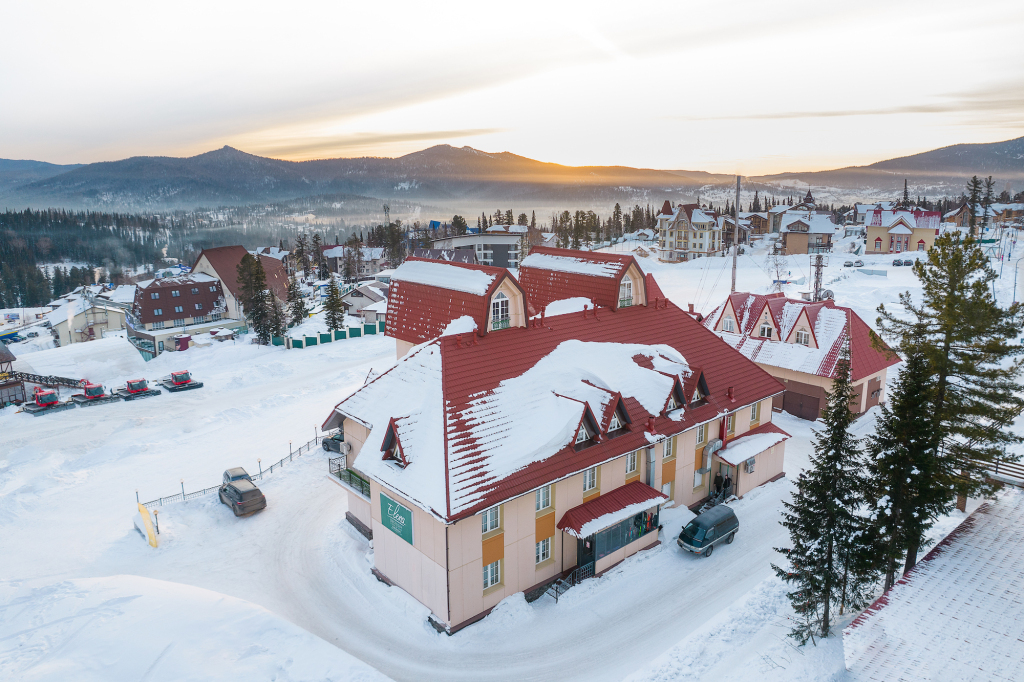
[731,175,740,293]
[811,254,828,301]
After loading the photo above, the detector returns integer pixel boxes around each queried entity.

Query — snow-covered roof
[844,491,1024,681]
[519,252,624,278]
[250,246,289,260]
[779,213,837,234]
[138,272,218,288]
[97,285,137,304]
[717,423,790,466]
[390,259,497,295]
[558,481,668,539]
[486,224,528,233]
[322,246,386,260]
[887,223,913,235]
[327,339,693,518]
[363,299,389,313]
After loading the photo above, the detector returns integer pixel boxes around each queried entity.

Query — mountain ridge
[2,137,1021,211]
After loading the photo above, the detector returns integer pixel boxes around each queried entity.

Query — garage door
[783,391,820,420]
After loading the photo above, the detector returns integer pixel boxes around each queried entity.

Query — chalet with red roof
[322,250,791,632]
[191,245,289,320]
[704,292,900,419]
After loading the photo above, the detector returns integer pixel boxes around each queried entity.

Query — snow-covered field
[0,237,1019,681]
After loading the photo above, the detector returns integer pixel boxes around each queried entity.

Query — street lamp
[1014,256,1024,305]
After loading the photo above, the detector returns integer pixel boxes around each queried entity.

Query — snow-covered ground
[1,235,1019,681]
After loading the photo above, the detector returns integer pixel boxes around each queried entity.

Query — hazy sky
[3,0,1022,174]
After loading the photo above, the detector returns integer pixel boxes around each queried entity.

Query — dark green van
[677,505,739,557]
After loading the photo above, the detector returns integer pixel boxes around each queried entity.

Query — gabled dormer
[380,417,409,468]
[752,304,779,341]
[715,298,740,334]
[604,395,632,435]
[662,376,687,415]
[784,308,818,348]
[486,275,527,332]
[569,403,603,451]
[685,368,711,405]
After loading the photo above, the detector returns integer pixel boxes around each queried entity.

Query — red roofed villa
[704,292,900,419]
[321,249,792,632]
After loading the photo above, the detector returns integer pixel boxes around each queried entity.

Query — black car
[677,505,739,557]
[892,258,903,266]
[322,431,349,453]
[219,479,267,516]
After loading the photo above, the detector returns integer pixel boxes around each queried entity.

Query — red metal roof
[519,246,642,311]
[557,481,668,537]
[259,255,289,303]
[385,257,526,346]
[440,300,785,520]
[191,246,249,301]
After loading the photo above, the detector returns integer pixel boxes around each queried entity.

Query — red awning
[557,481,668,539]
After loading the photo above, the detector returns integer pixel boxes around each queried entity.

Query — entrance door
[578,536,595,567]
[783,390,820,420]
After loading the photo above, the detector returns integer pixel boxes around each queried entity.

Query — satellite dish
[820,289,834,300]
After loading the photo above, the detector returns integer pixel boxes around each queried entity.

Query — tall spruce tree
[773,346,871,642]
[269,292,286,340]
[286,274,307,327]
[875,231,1024,566]
[982,176,995,233]
[862,339,941,589]
[966,176,982,236]
[236,254,272,343]
[324,277,345,332]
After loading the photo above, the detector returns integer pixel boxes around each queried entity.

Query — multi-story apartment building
[128,274,244,357]
[431,225,526,268]
[323,248,790,633]
[657,202,723,262]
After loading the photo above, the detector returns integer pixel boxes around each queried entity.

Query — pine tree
[269,292,286,340]
[530,210,536,230]
[902,179,910,206]
[236,254,272,344]
[317,258,330,280]
[982,176,995,232]
[452,215,467,235]
[862,340,941,589]
[286,274,307,327]
[772,346,870,642]
[324,277,345,332]
[875,232,1024,566]
[966,176,982,236]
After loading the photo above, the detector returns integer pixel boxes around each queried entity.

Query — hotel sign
[380,492,414,545]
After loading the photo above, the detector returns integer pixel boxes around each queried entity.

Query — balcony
[492,317,510,330]
[619,298,633,308]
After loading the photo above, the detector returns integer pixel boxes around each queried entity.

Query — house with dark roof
[322,250,790,632]
[191,246,289,320]
[704,292,900,419]
[129,274,244,357]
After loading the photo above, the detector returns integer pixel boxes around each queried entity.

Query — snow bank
[11,336,146,383]
[519,252,622,278]
[717,430,788,466]
[543,297,595,317]
[0,576,390,681]
[391,260,496,295]
[441,315,477,336]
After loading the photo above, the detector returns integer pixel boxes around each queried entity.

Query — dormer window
[608,413,621,431]
[795,330,810,346]
[384,442,407,468]
[667,395,679,410]
[619,279,633,307]
[693,386,703,402]
[576,426,589,444]
[759,323,773,338]
[723,316,735,333]
[491,292,510,330]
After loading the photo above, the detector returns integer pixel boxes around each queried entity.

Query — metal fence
[329,455,371,498]
[141,432,326,508]
[545,561,596,603]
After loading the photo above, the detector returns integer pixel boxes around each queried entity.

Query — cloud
[670,80,1024,125]
[244,128,507,159]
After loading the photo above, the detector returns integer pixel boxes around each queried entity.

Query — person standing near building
[723,473,733,496]
[714,471,723,496]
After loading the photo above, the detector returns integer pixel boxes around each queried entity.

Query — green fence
[305,336,318,346]
[272,336,284,346]
[292,338,303,348]
[320,332,331,344]
[349,327,362,338]
[363,323,377,335]
[334,329,346,341]
[378,320,385,333]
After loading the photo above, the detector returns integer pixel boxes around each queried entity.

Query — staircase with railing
[544,561,596,603]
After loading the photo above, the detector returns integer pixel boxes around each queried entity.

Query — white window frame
[693,471,703,488]
[152,321,165,330]
[535,537,551,564]
[626,451,638,474]
[583,467,597,492]
[664,436,674,459]
[483,560,501,589]
[796,330,810,346]
[535,485,551,512]
[750,401,761,424]
[491,292,509,324]
[481,506,500,534]
[726,413,735,434]
[608,412,621,431]
[575,423,589,444]
[759,323,773,338]
[171,290,180,298]
[723,316,735,333]
[697,423,707,444]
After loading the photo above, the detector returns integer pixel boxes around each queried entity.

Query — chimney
[583,305,588,319]
[688,303,694,314]
[727,386,735,402]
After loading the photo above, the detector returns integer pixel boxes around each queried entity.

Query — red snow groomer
[115,378,162,401]
[71,381,121,407]
[159,370,203,392]
[22,387,76,415]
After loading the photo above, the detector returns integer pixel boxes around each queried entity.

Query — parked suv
[677,505,739,557]
[322,432,349,454]
[219,479,267,516]
[892,258,903,266]
[223,467,252,486]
